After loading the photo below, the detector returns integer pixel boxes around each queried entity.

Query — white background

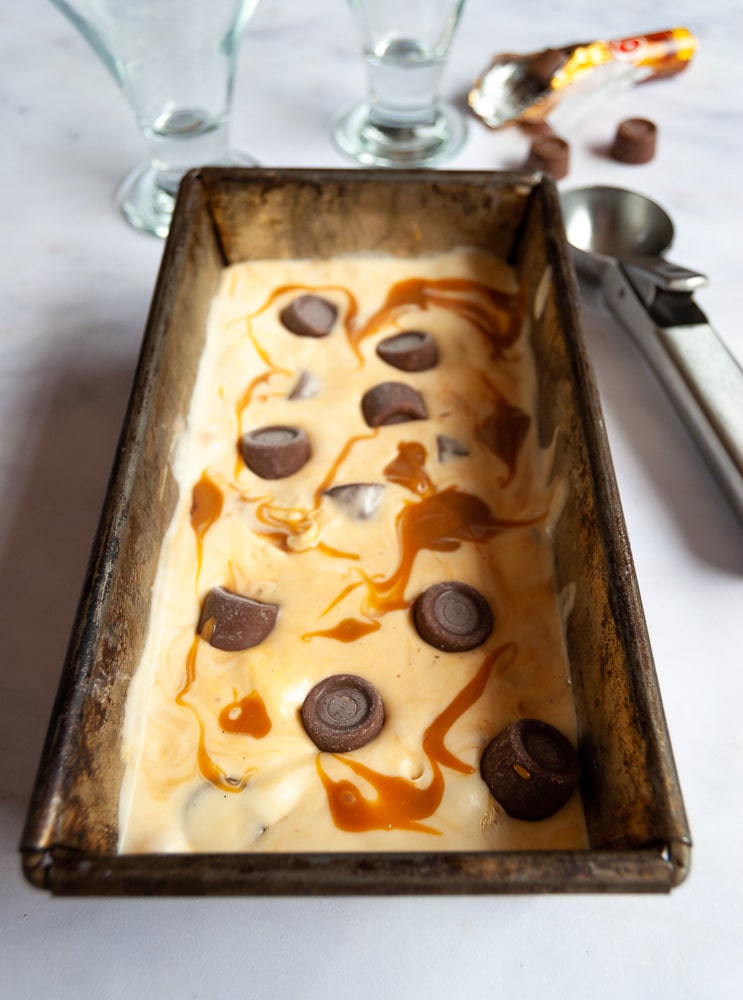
[1,1,742,997]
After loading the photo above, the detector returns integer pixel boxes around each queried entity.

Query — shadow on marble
[0,351,136,851]
[584,138,612,161]
[576,281,743,573]
[450,84,472,117]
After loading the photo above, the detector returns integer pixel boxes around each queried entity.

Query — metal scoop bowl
[560,185,743,524]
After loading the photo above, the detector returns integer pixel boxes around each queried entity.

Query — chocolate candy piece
[240,425,310,479]
[198,586,279,651]
[376,330,440,372]
[279,294,337,337]
[519,120,556,138]
[361,382,428,427]
[413,581,493,652]
[528,48,568,88]
[436,434,469,462]
[301,674,385,752]
[610,118,657,164]
[527,135,570,181]
[323,483,385,520]
[288,371,320,400]
[480,718,581,821]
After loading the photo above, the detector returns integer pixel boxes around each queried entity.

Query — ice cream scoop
[561,185,743,524]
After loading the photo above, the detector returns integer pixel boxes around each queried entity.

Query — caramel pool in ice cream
[118,250,588,853]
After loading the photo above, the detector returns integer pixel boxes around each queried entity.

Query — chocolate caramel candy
[413,582,493,652]
[240,425,310,479]
[288,371,320,400]
[480,718,581,821]
[527,135,570,181]
[198,586,279,651]
[610,118,657,164]
[361,382,428,427]
[376,330,440,372]
[527,48,568,88]
[323,483,385,520]
[279,294,337,337]
[301,674,385,752]
[519,120,556,138]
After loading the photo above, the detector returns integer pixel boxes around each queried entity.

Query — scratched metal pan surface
[20,168,690,895]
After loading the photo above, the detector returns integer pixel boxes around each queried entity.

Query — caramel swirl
[361,488,522,615]
[383,441,434,497]
[175,638,255,793]
[190,472,223,575]
[219,691,272,738]
[246,276,520,366]
[240,431,378,553]
[349,277,522,363]
[317,644,515,833]
[302,618,381,643]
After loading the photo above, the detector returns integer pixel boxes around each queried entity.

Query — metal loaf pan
[21,168,690,895]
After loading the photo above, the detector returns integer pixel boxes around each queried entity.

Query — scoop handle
[603,263,743,523]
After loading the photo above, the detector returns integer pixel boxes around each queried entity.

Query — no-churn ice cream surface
[118,250,588,853]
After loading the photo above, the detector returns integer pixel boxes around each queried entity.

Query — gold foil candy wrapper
[469,28,698,130]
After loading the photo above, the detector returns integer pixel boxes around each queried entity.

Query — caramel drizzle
[308,448,536,639]
[317,541,361,561]
[190,472,223,576]
[247,282,359,330]
[382,441,434,497]
[252,498,313,550]
[359,487,523,616]
[219,690,272,738]
[237,371,279,417]
[236,324,292,419]
[244,276,519,369]
[302,617,381,644]
[176,637,256,792]
[243,430,378,552]
[319,580,365,618]
[313,429,379,507]
[317,643,515,833]
[347,277,522,364]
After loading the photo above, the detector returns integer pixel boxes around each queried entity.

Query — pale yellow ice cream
[118,250,588,853]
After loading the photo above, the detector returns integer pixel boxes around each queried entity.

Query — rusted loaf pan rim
[20,168,691,895]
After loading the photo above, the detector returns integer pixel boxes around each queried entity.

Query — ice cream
[118,249,588,853]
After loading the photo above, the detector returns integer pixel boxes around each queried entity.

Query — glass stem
[141,112,232,196]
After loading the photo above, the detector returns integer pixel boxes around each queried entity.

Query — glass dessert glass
[50,0,260,237]
[333,0,468,168]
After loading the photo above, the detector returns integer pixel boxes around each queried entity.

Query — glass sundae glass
[333,0,468,168]
[50,0,260,237]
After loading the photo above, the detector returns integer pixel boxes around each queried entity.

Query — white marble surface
[2,1,742,997]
